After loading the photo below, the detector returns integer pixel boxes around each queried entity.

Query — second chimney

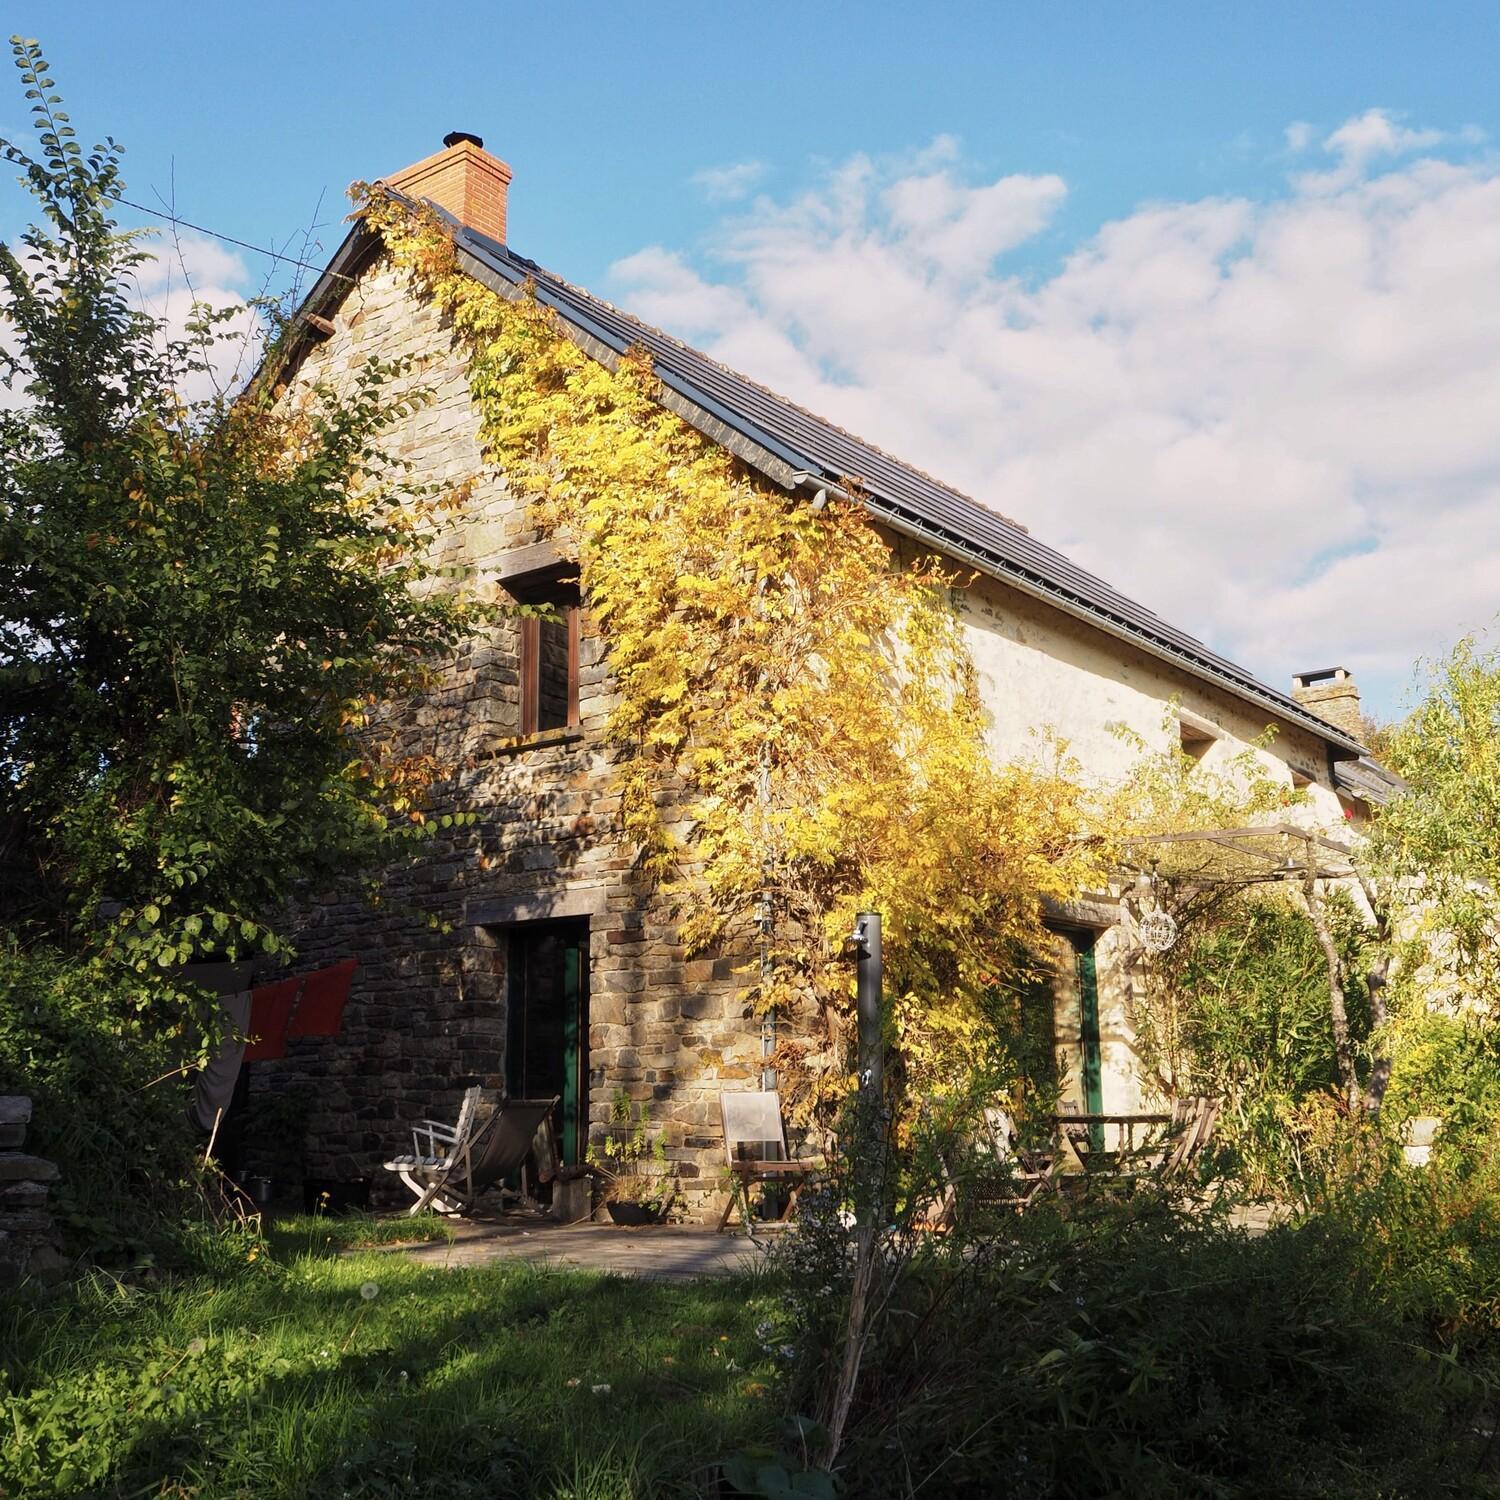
[384,132,512,245]
[1291,666,1364,741]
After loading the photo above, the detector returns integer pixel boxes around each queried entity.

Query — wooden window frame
[519,602,580,736]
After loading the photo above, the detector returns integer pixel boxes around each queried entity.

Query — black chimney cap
[443,130,484,150]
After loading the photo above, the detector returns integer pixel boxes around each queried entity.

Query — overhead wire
[107,193,356,283]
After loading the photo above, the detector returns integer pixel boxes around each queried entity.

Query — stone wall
[258,258,765,1220]
[0,1097,66,1285]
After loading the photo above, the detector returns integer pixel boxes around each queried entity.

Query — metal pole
[759,862,776,1092]
[853,911,883,1234]
[855,911,882,1096]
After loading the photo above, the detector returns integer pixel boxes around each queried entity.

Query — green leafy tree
[1370,634,1500,1000]
[0,38,485,973]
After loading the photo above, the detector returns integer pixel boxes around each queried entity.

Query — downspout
[790,471,851,507]
[753,560,778,1094]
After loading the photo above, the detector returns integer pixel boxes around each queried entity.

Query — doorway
[1052,927,1104,1148]
[505,920,590,1165]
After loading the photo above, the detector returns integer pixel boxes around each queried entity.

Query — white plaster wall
[958,571,1347,815]
[954,567,1360,1117]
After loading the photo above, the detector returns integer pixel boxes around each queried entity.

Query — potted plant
[587,1090,677,1226]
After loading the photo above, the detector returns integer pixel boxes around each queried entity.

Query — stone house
[266,134,1386,1217]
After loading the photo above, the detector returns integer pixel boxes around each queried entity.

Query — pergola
[1118,822,1357,890]
[1114,821,1378,1115]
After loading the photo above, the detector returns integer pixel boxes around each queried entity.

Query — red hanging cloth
[288,958,357,1037]
[243,977,302,1061]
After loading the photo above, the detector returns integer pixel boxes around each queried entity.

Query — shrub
[0,942,219,1270]
[766,1122,1500,1497]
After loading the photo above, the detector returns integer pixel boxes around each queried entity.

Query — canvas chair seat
[381,1091,560,1216]
[717,1089,823,1236]
[964,1105,1059,1215]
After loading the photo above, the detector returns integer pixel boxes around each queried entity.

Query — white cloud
[611,121,1500,717]
[1325,108,1445,164]
[690,160,767,203]
[1299,107,1479,194]
[129,231,263,402]
[1284,121,1315,153]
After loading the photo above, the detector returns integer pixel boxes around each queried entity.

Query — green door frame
[560,940,582,1165]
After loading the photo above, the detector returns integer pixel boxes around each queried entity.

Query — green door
[506,921,589,1165]
[1070,933,1105,1151]
[560,941,582,1165]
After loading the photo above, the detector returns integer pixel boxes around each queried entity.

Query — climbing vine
[357,187,1104,1104]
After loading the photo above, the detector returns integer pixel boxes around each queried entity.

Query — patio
[353,1214,768,1281]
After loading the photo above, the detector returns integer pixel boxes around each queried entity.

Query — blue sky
[6,2,1500,720]
[10,3,1496,289]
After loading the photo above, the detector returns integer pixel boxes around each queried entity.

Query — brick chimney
[384,131,512,244]
[1291,666,1364,741]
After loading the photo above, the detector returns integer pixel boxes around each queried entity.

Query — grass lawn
[0,1215,784,1499]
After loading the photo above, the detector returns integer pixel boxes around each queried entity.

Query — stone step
[0,1153,59,1183]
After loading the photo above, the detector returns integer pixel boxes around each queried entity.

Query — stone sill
[485,727,586,760]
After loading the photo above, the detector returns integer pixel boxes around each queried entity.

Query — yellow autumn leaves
[360,186,1106,1105]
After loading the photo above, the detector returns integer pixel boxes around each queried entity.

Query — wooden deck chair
[383,1094,558,1217]
[1157,1096,1221,1184]
[981,1106,1061,1211]
[716,1090,823,1235]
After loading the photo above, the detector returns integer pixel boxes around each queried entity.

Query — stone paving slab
[360,1217,773,1281]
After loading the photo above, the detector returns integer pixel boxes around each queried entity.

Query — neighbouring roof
[288,203,1367,758]
[1333,756,1405,807]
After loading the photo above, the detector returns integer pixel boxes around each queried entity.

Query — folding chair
[383,1093,558,1217]
[1156,1096,1222,1184]
[716,1090,822,1235]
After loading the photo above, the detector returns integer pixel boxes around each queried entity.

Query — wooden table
[1044,1112,1173,1172]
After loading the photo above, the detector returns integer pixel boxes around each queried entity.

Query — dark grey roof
[288,204,1366,757]
[1334,757,1404,807]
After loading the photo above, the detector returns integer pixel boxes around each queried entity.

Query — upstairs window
[519,586,580,736]
[495,544,582,740]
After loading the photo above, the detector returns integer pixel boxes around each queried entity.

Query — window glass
[536,611,573,731]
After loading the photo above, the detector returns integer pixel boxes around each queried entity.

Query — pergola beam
[1118,823,1355,887]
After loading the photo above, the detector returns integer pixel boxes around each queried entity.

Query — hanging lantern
[1138,906,1179,955]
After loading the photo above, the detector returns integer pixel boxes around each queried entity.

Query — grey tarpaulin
[181,961,256,1135]
[190,990,251,1134]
